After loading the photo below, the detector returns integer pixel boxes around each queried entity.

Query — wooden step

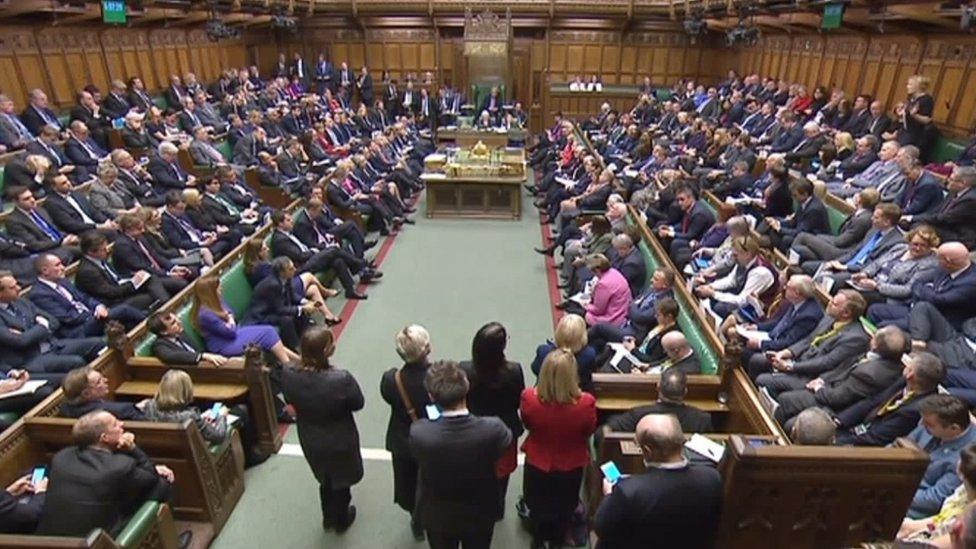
[116,381,248,401]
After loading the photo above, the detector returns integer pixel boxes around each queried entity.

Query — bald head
[937,242,971,272]
[636,414,685,462]
[791,408,836,445]
[661,332,690,360]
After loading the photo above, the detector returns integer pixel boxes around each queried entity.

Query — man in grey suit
[188,126,227,169]
[749,290,871,397]
[791,188,878,265]
[827,140,903,199]
[0,94,33,151]
[805,202,905,283]
[409,361,511,549]
[774,325,907,429]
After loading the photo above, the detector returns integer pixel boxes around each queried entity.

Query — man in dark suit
[126,77,155,113]
[69,91,109,149]
[43,174,117,237]
[112,149,165,207]
[200,178,259,235]
[36,410,176,537]
[838,135,880,178]
[334,62,353,91]
[315,54,333,94]
[295,199,373,259]
[148,142,196,191]
[0,472,47,534]
[864,100,891,139]
[3,186,81,261]
[784,122,828,167]
[695,87,721,121]
[594,414,722,549]
[774,325,907,429]
[0,273,103,375]
[21,89,62,136]
[269,210,375,300]
[245,257,316,350]
[29,254,145,338]
[839,95,872,136]
[74,232,163,310]
[356,66,374,106]
[607,233,648,297]
[657,186,715,261]
[101,80,133,121]
[232,126,267,167]
[761,178,830,252]
[290,52,309,89]
[835,352,945,446]
[147,311,233,367]
[0,94,34,151]
[603,369,713,435]
[870,242,976,332]
[791,188,877,264]
[767,112,804,154]
[26,125,77,182]
[160,191,235,260]
[58,365,147,421]
[112,214,191,288]
[655,332,701,375]
[409,361,512,548]
[739,274,824,362]
[163,75,188,110]
[64,121,108,181]
[750,290,871,397]
[0,229,39,285]
[911,166,976,248]
[898,155,944,217]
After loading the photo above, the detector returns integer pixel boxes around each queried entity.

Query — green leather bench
[634,235,719,375]
[217,140,233,161]
[115,500,165,549]
[826,204,846,234]
[931,137,966,164]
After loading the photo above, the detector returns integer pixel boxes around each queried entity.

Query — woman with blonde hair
[520,349,597,548]
[143,369,267,466]
[531,313,598,391]
[136,206,212,269]
[379,324,434,540]
[191,276,299,364]
[895,74,934,148]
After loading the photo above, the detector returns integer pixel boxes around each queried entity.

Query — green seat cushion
[217,140,232,161]
[177,304,204,351]
[134,333,157,357]
[827,206,847,235]
[701,200,717,218]
[932,138,966,164]
[116,501,160,548]
[0,411,20,426]
[220,261,252,318]
[153,96,168,110]
[57,115,70,129]
[654,88,672,102]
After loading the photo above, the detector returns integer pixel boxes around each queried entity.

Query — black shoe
[345,292,368,300]
[364,239,379,250]
[380,228,391,236]
[325,317,343,327]
[177,530,193,549]
[534,247,554,256]
[557,283,569,290]
[336,506,357,533]
[402,217,416,225]
[524,184,537,193]
[555,301,570,311]
[410,517,425,541]
[403,207,417,214]
[245,450,270,468]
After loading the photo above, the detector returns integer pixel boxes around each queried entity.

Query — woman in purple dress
[190,276,300,365]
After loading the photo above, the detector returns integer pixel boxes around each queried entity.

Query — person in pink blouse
[583,253,631,327]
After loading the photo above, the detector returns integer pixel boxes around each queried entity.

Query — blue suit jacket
[160,212,201,251]
[901,172,944,216]
[905,423,976,518]
[757,299,824,352]
[28,280,101,338]
[913,264,976,330]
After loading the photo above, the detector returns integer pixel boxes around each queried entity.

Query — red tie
[136,239,162,271]
[681,214,690,233]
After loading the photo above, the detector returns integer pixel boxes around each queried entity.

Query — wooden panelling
[0,26,244,110]
[733,33,975,136]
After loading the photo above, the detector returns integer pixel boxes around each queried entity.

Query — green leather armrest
[115,500,160,548]
[0,411,20,426]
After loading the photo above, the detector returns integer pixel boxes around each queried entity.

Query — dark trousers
[587,323,637,353]
[301,247,364,295]
[524,464,583,548]
[426,526,494,549]
[867,302,911,331]
[24,336,105,374]
[74,304,146,337]
[910,301,957,342]
[147,276,189,305]
[945,369,976,407]
[319,476,352,526]
[329,221,366,258]
[774,388,820,428]
[756,372,809,399]
[792,233,845,262]
[391,453,419,513]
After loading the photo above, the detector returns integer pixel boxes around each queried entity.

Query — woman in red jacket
[520,348,597,548]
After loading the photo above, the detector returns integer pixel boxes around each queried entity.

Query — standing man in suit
[0,272,103,375]
[749,290,871,396]
[36,410,177,538]
[29,254,145,338]
[335,62,353,92]
[835,351,945,446]
[291,52,309,90]
[409,361,512,548]
[356,66,374,107]
[594,414,722,549]
[911,166,976,248]
[315,54,333,94]
[21,89,62,136]
[3,186,81,261]
[773,325,907,429]
[870,242,976,331]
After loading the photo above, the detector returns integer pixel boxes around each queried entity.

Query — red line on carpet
[536,173,565,331]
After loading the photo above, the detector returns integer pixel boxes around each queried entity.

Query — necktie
[177,337,196,353]
[41,142,61,166]
[847,231,883,268]
[55,283,89,314]
[810,324,842,347]
[136,238,162,271]
[65,195,95,225]
[288,232,309,253]
[681,213,691,233]
[177,217,202,243]
[30,210,61,241]
[171,162,183,181]
[770,307,797,339]
[37,106,57,127]
[78,138,98,160]
[212,193,239,215]
[101,261,120,282]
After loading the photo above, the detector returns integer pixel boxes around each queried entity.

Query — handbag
[394,369,419,422]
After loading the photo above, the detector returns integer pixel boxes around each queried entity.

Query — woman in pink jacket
[583,253,631,327]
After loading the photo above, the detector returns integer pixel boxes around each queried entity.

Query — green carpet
[213,186,555,548]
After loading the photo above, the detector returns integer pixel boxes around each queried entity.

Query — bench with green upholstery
[931,137,966,164]
[632,228,719,375]
[153,95,168,110]
[217,140,233,161]
[826,205,846,234]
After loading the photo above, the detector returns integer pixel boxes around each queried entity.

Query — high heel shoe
[325,317,343,326]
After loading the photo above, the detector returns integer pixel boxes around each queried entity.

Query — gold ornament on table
[471,140,490,159]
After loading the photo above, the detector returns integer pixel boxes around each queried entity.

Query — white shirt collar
[644,457,689,470]
[440,408,469,418]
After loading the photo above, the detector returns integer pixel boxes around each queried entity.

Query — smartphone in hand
[30,466,46,487]
[600,461,622,485]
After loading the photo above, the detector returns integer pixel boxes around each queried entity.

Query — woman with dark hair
[459,322,525,520]
[281,327,364,532]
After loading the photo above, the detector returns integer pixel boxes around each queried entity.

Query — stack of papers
[685,434,725,463]
[0,380,47,401]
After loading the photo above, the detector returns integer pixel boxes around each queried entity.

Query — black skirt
[523,463,584,521]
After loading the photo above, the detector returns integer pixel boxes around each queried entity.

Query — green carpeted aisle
[212,188,555,548]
